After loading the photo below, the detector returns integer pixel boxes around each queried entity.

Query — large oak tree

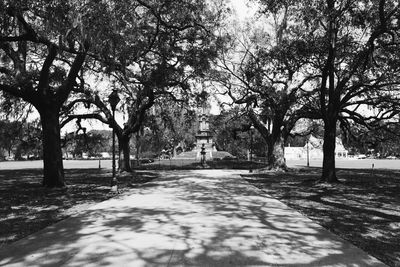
[257,0,400,181]
[215,9,315,170]
[61,0,226,172]
[0,1,96,187]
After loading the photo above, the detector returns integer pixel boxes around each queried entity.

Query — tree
[61,0,227,172]
[0,91,33,121]
[0,1,108,186]
[343,120,400,157]
[256,0,400,182]
[210,106,266,159]
[214,8,315,170]
[0,0,225,185]
[0,120,19,158]
[62,129,109,159]
[0,119,42,160]
[144,99,198,156]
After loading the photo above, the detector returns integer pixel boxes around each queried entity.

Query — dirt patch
[0,168,158,247]
[243,167,400,267]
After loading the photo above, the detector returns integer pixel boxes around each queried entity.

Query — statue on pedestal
[196,101,213,151]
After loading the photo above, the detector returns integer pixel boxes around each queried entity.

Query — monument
[195,101,215,153]
[173,100,234,160]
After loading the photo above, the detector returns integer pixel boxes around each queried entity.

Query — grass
[0,167,157,247]
[243,167,400,267]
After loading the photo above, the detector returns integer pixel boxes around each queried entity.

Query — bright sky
[230,0,257,20]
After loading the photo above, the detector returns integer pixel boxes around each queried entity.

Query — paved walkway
[0,170,386,267]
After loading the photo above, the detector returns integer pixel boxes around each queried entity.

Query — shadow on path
[0,170,386,266]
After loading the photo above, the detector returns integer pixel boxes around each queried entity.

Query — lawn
[0,166,158,247]
[243,167,400,267]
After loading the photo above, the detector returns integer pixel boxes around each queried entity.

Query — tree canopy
[0,0,227,186]
[251,0,400,180]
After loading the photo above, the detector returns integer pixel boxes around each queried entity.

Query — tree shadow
[0,168,159,245]
[0,170,385,266]
[245,168,400,266]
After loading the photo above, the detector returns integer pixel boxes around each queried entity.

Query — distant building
[285,135,348,160]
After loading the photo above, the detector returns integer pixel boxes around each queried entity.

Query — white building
[285,135,349,160]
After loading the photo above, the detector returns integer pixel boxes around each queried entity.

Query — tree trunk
[267,134,287,170]
[250,113,287,171]
[321,118,338,183]
[40,107,65,187]
[119,135,132,172]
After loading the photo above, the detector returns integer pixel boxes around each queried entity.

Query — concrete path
[0,170,386,267]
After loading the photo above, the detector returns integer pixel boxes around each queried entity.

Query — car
[356,154,367,159]
[386,156,397,160]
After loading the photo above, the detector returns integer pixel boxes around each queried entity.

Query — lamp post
[306,138,310,167]
[108,89,120,191]
[250,125,255,173]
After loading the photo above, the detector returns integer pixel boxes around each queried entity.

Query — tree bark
[40,106,65,187]
[118,135,132,172]
[249,110,287,171]
[321,117,338,183]
[267,133,287,170]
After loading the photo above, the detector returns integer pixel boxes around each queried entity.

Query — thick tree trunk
[267,134,287,170]
[119,135,132,172]
[40,107,65,187]
[250,111,287,172]
[321,118,339,183]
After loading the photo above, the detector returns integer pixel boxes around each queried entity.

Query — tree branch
[60,113,108,129]
[38,44,58,95]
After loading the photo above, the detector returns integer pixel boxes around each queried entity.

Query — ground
[0,159,399,266]
[244,167,400,267]
[0,166,157,246]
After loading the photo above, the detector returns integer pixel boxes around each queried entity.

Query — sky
[230,0,257,20]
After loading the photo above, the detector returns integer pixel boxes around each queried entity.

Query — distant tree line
[0,119,41,160]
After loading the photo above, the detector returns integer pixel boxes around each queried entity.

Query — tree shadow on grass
[244,168,400,267]
[0,170,385,266]
[0,168,159,245]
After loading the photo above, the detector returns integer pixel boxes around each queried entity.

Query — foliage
[210,107,266,159]
[142,99,198,155]
[255,0,400,181]
[0,0,114,185]
[343,121,400,157]
[57,0,228,171]
[0,119,41,160]
[62,130,110,158]
[0,0,228,180]
[62,0,227,135]
[214,6,315,168]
